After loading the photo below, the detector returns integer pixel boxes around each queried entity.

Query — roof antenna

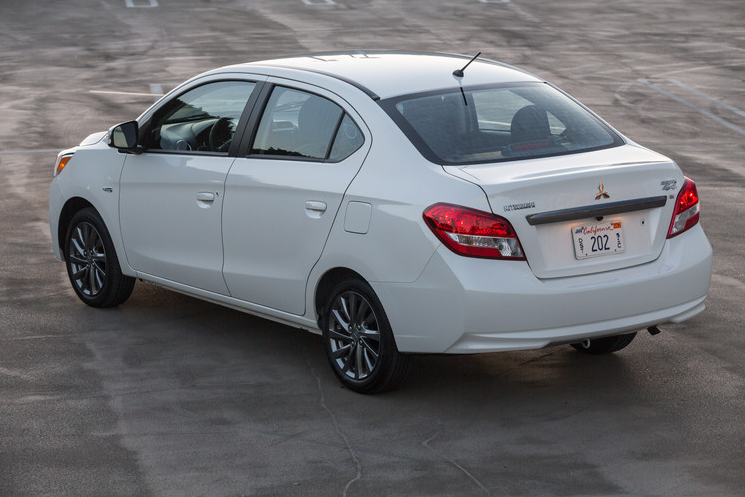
[453,52,481,77]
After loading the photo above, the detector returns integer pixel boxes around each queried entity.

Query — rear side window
[381,83,622,164]
[250,86,363,161]
[329,114,364,161]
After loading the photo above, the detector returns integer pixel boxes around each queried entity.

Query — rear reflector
[667,177,700,238]
[423,203,525,260]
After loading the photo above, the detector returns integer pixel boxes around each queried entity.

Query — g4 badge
[661,179,677,191]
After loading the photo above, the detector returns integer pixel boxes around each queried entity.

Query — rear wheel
[571,332,637,354]
[65,207,135,308]
[321,278,409,394]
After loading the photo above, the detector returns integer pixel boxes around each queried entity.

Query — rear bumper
[373,224,712,353]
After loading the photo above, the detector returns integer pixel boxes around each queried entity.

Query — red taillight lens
[667,177,700,238]
[423,203,525,260]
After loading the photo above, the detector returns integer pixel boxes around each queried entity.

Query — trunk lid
[445,145,683,279]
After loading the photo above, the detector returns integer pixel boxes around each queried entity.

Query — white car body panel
[49,52,713,362]
[240,53,541,99]
[374,224,712,353]
[119,153,235,295]
[445,144,684,278]
[49,138,132,275]
[223,154,360,314]
[222,78,372,315]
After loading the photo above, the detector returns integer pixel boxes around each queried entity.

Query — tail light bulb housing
[667,177,700,238]
[423,203,525,260]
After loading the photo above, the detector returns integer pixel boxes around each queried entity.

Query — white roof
[238,51,542,100]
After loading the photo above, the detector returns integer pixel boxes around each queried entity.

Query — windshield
[380,82,623,164]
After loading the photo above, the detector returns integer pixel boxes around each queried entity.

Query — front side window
[381,82,622,164]
[144,81,256,153]
[250,86,363,161]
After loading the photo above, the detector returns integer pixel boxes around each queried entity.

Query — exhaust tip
[647,325,662,336]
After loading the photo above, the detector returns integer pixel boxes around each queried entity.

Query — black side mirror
[109,121,143,154]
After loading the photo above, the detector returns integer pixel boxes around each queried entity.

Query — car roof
[228,51,543,100]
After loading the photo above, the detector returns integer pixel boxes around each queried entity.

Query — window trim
[378,81,625,165]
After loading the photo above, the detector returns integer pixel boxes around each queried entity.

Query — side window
[329,114,364,161]
[250,86,363,161]
[145,81,256,153]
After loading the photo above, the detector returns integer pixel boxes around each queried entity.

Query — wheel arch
[57,197,95,259]
[314,267,366,328]
[56,197,134,278]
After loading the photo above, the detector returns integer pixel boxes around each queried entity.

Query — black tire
[64,207,135,308]
[321,278,409,394]
[571,332,637,355]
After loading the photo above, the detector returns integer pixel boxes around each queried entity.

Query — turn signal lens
[423,203,525,260]
[667,177,700,238]
[54,154,73,176]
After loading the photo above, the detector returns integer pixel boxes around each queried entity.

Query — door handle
[305,201,327,213]
[305,200,327,219]
[196,192,216,202]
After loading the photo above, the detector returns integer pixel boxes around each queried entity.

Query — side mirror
[108,121,143,154]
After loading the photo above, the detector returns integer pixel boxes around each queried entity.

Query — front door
[119,80,258,294]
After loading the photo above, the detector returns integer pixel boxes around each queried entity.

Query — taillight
[423,203,525,260]
[667,177,700,238]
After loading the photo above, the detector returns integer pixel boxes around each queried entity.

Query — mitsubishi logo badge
[595,182,610,200]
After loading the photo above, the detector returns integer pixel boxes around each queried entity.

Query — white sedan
[49,52,712,393]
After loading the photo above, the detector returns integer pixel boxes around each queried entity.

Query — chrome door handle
[196,192,216,202]
[305,201,327,213]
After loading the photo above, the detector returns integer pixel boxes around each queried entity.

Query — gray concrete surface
[1,0,744,495]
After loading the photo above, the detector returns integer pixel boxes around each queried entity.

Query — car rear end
[374,80,712,354]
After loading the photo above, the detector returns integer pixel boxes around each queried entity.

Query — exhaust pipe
[647,325,662,336]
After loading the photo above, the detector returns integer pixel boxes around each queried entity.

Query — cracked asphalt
[1,0,744,495]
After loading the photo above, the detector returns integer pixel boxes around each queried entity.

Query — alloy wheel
[326,290,382,381]
[67,222,107,297]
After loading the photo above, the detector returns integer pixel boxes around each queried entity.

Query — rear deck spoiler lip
[525,195,668,226]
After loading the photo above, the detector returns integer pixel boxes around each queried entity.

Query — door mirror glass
[109,121,139,150]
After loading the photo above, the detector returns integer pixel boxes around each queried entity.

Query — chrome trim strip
[526,196,668,226]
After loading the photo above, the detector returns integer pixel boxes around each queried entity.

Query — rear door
[222,81,369,314]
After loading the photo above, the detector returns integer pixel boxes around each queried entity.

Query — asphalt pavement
[1,0,743,495]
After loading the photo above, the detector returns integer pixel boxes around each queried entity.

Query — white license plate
[572,221,625,260]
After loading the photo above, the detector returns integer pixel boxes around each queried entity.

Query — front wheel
[571,332,637,355]
[321,279,409,394]
[65,207,135,308]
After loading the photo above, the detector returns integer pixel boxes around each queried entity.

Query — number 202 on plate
[572,221,625,260]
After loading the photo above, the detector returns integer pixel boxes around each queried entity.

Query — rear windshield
[380,82,623,164]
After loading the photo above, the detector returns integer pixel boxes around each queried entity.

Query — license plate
[572,221,625,260]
